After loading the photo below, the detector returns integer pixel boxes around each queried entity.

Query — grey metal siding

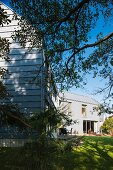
[0,3,45,113]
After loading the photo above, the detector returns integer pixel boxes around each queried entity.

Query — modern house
[60,92,104,135]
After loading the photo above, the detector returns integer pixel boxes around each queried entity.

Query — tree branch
[44,0,89,35]
[0,104,32,129]
[7,112,32,129]
[66,32,113,67]
[55,0,90,30]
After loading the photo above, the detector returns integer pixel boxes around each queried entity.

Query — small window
[82,104,87,116]
[68,102,72,115]
[59,100,61,106]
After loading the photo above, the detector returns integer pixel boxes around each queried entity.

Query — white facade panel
[0,3,45,113]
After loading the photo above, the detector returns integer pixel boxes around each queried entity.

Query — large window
[82,104,87,116]
[83,120,95,133]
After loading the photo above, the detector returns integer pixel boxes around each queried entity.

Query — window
[59,100,61,106]
[68,102,72,115]
[82,104,87,116]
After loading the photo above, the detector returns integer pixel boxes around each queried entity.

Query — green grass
[60,136,113,170]
[0,136,113,170]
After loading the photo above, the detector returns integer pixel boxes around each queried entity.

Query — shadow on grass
[0,137,113,170]
[57,136,113,170]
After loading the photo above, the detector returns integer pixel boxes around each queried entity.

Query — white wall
[60,93,102,135]
[0,3,45,113]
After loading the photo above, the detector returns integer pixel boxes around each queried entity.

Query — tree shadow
[0,137,113,170]
[55,138,113,170]
[3,46,44,113]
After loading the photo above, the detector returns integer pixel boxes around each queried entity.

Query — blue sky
[1,0,113,105]
[1,0,10,6]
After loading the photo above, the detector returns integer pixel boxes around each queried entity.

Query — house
[0,2,58,145]
[0,2,58,113]
[60,92,104,135]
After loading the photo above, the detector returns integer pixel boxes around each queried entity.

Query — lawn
[0,136,113,170]
[60,136,113,170]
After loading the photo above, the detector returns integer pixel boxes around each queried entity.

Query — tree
[101,116,113,135]
[10,0,113,99]
[94,102,113,115]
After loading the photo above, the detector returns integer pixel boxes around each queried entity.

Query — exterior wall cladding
[0,3,57,114]
[60,92,104,135]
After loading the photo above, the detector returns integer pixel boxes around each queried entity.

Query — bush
[101,117,113,135]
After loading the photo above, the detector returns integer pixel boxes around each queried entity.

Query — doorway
[83,120,95,133]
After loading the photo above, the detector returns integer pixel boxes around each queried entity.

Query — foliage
[0,6,11,122]
[29,107,74,137]
[101,116,113,135]
[10,0,113,97]
[94,103,113,115]
[0,6,10,100]
[0,6,10,61]
[0,6,11,25]
[0,6,10,85]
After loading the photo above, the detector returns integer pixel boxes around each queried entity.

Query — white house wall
[60,92,102,135]
[0,3,45,113]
